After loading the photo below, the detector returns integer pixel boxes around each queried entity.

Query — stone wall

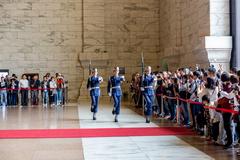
[79,0,160,98]
[0,0,231,100]
[0,0,160,100]
[159,0,210,70]
[0,0,83,100]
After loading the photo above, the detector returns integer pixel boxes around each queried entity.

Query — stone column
[231,0,240,68]
[205,0,232,71]
[205,36,232,71]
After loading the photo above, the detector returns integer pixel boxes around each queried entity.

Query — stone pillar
[231,0,240,68]
[205,36,232,71]
[205,0,232,71]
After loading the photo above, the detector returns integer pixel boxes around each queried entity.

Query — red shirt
[57,78,64,89]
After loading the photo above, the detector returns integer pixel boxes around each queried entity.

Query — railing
[156,94,238,126]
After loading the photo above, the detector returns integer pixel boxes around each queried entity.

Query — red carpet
[0,127,194,139]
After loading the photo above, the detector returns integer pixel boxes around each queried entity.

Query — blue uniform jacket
[87,76,101,96]
[107,76,124,96]
[142,74,155,96]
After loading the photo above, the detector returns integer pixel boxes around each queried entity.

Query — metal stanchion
[176,98,180,125]
[160,95,164,117]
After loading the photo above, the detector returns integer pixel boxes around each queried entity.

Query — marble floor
[0,101,238,160]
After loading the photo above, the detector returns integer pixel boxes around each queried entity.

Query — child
[202,95,212,140]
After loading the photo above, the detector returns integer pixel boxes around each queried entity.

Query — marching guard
[107,67,125,122]
[87,68,103,120]
[141,66,157,123]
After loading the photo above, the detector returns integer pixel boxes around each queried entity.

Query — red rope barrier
[156,94,239,115]
[0,88,60,91]
[204,106,238,114]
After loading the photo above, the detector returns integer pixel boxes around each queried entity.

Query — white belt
[112,86,121,89]
[90,87,100,90]
[144,86,153,89]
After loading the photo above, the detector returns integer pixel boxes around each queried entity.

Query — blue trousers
[181,101,190,125]
[53,93,57,105]
[43,91,49,105]
[7,91,11,106]
[112,95,121,115]
[31,90,39,105]
[163,99,170,115]
[0,90,7,106]
[11,92,18,105]
[91,95,99,113]
[57,89,62,104]
[168,99,176,119]
[144,94,154,116]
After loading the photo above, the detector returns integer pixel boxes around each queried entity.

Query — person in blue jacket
[87,68,103,120]
[107,67,125,122]
[141,66,157,123]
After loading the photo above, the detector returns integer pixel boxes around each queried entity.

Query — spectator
[5,75,11,106]
[0,76,8,107]
[49,76,57,106]
[30,75,41,105]
[56,73,64,106]
[41,76,49,107]
[130,65,240,150]
[10,75,19,106]
[19,74,29,106]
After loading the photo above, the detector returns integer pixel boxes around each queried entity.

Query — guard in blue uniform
[87,68,103,120]
[141,66,157,123]
[107,67,125,122]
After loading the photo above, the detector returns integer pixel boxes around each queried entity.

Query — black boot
[114,115,118,122]
[146,116,150,123]
[90,106,94,112]
[93,113,97,120]
[112,108,115,115]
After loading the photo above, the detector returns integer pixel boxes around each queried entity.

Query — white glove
[140,87,144,91]
[121,75,125,81]
[99,76,103,82]
[108,92,112,97]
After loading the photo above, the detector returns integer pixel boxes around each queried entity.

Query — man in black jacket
[30,75,40,105]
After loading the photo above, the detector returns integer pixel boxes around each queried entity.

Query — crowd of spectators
[0,73,67,107]
[130,65,240,150]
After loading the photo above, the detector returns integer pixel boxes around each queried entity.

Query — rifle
[141,52,145,115]
[87,59,92,110]
[87,59,92,91]
[89,59,92,76]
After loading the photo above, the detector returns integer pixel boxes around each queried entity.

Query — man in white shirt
[19,74,29,106]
